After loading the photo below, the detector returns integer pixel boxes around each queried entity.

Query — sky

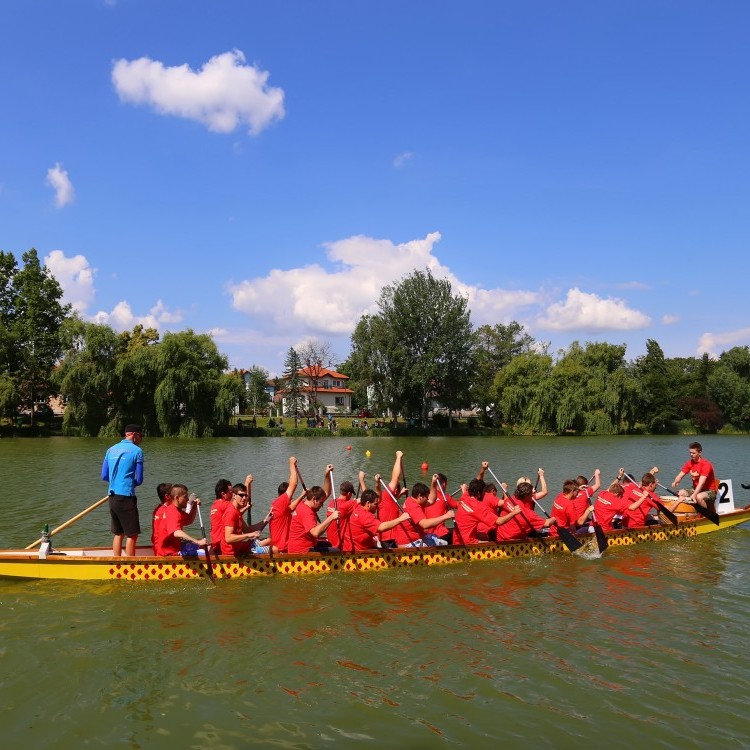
[1,0,749,376]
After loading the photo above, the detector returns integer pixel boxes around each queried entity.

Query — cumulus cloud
[662,314,679,325]
[44,250,95,313]
[228,232,540,337]
[92,299,183,330]
[536,288,651,332]
[697,328,750,358]
[112,49,285,136]
[46,163,75,207]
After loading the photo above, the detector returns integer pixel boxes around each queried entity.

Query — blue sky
[2,0,748,375]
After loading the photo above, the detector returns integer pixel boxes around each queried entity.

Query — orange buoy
[421,462,429,471]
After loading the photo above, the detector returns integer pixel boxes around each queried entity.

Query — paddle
[195,502,216,585]
[486,466,560,552]
[582,473,609,553]
[655,479,719,525]
[330,468,342,544]
[621,471,679,526]
[436,479,466,547]
[25,495,110,550]
[528,482,588,554]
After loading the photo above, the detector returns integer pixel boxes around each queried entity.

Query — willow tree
[154,330,229,437]
[350,269,476,425]
[54,318,120,436]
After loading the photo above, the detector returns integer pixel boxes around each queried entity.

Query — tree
[297,339,336,416]
[632,339,677,432]
[245,365,271,415]
[472,322,537,425]
[153,330,229,437]
[350,269,476,425]
[10,249,71,424]
[54,318,120,436]
[282,347,304,427]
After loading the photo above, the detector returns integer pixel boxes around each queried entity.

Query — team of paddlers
[149,442,719,559]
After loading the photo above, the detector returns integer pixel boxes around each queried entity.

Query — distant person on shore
[101,423,144,556]
[672,442,718,510]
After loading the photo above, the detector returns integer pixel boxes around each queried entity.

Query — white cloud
[92,299,183,330]
[662,314,679,325]
[112,49,285,136]
[45,163,75,207]
[697,328,750,358]
[393,152,414,168]
[228,232,540,337]
[536,288,651,332]
[44,250,95,313]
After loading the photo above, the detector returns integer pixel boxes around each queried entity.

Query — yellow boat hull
[1,507,748,582]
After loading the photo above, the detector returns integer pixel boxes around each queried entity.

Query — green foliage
[350,269,476,425]
[282,347,305,427]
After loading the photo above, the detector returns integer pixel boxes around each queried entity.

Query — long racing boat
[1,504,748,582]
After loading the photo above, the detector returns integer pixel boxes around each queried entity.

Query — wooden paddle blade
[593,523,609,553]
[690,502,721,526]
[653,499,679,526]
[557,525,583,553]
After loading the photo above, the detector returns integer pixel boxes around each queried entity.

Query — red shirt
[424,491,456,537]
[154,503,184,556]
[571,486,593,523]
[325,497,357,548]
[268,493,293,552]
[455,494,502,544]
[681,457,717,491]
[287,502,320,553]
[551,493,575,528]
[151,502,167,547]
[219,503,251,556]
[477,493,502,535]
[393,497,426,546]
[347,506,382,551]
[594,490,630,532]
[210,498,230,550]
[377,489,401,542]
[623,486,659,528]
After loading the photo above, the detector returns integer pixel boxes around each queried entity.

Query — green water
[1,436,749,748]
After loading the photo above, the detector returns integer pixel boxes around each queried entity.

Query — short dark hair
[157,482,172,502]
[215,479,232,498]
[515,482,533,500]
[689,442,703,451]
[339,481,355,496]
[278,481,289,495]
[361,489,378,505]
[308,485,326,502]
[468,479,485,499]
[411,482,429,499]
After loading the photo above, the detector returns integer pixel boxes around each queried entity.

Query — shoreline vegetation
[2,414,745,438]
[4,255,750,439]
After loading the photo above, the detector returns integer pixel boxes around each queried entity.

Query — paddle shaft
[195,503,216,584]
[437,480,466,546]
[654,478,718,525]
[25,495,110,550]
[486,466,550,547]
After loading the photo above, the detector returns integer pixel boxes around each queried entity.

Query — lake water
[1,435,749,748]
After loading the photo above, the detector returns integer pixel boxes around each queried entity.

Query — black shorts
[109,495,141,537]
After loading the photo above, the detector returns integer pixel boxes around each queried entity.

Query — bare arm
[286,456,298,498]
[323,464,333,499]
[388,451,403,493]
[477,461,488,481]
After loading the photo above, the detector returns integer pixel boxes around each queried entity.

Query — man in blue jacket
[101,424,144,556]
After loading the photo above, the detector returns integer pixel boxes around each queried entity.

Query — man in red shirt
[153,484,208,556]
[550,480,585,530]
[593,480,631,532]
[220,483,271,556]
[393,482,454,547]
[267,456,302,553]
[376,451,407,546]
[151,482,172,549]
[495,482,558,541]
[571,469,601,528]
[672,442,718,510]
[287,486,340,553]
[622,472,661,527]
[454,479,525,544]
[209,479,235,554]
[325,472,360,550]
[345,490,411,552]
[427,472,459,543]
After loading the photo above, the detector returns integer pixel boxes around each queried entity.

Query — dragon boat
[1,499,748,582]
